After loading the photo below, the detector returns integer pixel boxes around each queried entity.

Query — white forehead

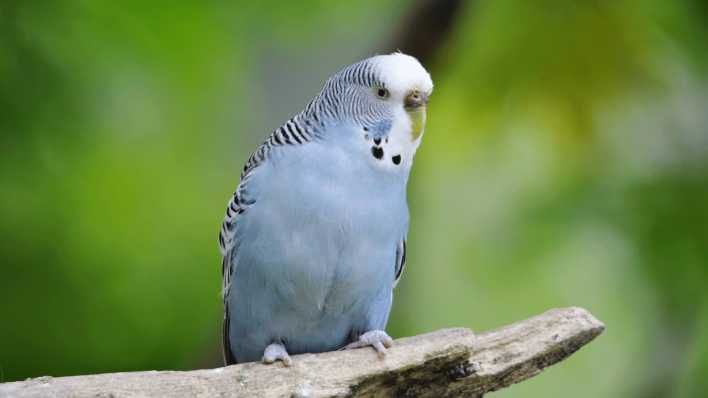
[370,52,433,94]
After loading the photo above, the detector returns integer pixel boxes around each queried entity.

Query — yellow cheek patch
[407,107,426,141]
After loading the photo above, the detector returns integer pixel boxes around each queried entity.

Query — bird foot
[262,343,292,366]
[344,330,393,358]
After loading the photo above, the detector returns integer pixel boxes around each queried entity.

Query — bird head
[307,53,433,170]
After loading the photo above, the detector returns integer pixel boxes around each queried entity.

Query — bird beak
[404,90,429,110]
[404,90,428,140]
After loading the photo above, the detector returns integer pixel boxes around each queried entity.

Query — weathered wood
[0,307,604,398]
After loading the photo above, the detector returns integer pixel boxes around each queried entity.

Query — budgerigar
[219,52,433,365]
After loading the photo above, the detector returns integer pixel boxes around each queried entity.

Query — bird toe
[344,330,393,358]
[262,343,292,367]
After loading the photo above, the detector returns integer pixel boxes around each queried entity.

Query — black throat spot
[371,146,384,160]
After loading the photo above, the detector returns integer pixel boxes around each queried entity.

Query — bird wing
[219,117,316,364]
[393,238,407,288]
[219,161,255,365]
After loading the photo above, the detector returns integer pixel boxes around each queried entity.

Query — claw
[262,343,292,366]
[344,330,393,358]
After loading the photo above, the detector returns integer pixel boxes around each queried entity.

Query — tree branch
[0,307,604,398]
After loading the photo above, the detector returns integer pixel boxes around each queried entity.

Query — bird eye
[376,87,389,99]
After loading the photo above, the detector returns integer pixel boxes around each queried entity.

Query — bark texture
[0,307,604,398]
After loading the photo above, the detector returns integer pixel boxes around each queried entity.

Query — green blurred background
[1,1,707,396]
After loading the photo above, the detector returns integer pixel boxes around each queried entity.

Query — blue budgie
[219,53,433,366]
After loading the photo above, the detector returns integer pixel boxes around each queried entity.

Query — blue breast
[226,123,409,362]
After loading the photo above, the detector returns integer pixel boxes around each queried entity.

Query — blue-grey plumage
[220,53,433,365]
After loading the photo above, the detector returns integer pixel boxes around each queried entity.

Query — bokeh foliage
[1,1,706,397]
